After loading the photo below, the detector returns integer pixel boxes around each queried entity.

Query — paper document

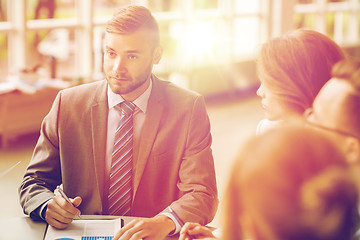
[44,218,122,240]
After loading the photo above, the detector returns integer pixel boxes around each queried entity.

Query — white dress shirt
[106,80,151,176]
[256,118,282,135]
[106,78,181,234]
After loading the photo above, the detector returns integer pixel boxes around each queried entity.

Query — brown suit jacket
[19,75,218,225]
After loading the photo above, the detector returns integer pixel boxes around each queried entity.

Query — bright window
[1,0,359,94]
[294,0,360,46]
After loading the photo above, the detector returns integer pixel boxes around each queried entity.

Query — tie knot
[121,101,136,116]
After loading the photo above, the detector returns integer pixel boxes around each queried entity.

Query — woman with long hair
[256,29,345,134]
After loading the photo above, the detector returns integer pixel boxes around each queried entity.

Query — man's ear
[153,46,163,64]
[345,137,360,164]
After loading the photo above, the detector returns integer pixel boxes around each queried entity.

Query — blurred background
[1,0,359,94]
[0,0,360,227]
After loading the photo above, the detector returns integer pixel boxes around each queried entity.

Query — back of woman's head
[222,127,359,240]
[257,29,345,114]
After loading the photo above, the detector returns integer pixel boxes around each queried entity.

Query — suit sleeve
[166,95,218,225]
[18,92,62,219]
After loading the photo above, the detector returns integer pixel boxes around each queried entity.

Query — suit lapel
[91,80,108,210]
[133,76,164,196]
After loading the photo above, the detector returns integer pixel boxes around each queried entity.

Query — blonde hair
[106,5,160,48]
[222,127,359,240]
[257,29,345,114]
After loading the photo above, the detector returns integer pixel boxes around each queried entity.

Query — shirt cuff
[36,199,51,220]
[159,212,182,235]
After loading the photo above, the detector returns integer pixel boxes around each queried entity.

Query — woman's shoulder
[256,118,282,135]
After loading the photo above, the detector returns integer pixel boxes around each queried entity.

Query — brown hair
[222,127,359,240]
[106,5,160,48]
[257,29,345,114]
[332,58,360,92]
[331,58,360,138]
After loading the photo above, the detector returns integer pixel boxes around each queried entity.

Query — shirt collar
[107,76,152,114]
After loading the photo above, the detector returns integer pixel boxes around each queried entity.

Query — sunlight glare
[171,21,218,63]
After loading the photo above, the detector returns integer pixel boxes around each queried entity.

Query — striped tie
[108,101,136,216]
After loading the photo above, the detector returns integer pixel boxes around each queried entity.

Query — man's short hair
[332,58,360,138]
[332,58,360,92]
[106,5,160,48]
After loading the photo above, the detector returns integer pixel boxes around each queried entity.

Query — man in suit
[19,5,218,239]
[304,58,360,182]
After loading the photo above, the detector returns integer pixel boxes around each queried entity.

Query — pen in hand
[56,186,81,219]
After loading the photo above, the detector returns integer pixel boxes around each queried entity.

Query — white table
[0,215,179,239]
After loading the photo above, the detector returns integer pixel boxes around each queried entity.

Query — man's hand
[113,215,175,240]
[45,195,82,229]
[179,222,216,240]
